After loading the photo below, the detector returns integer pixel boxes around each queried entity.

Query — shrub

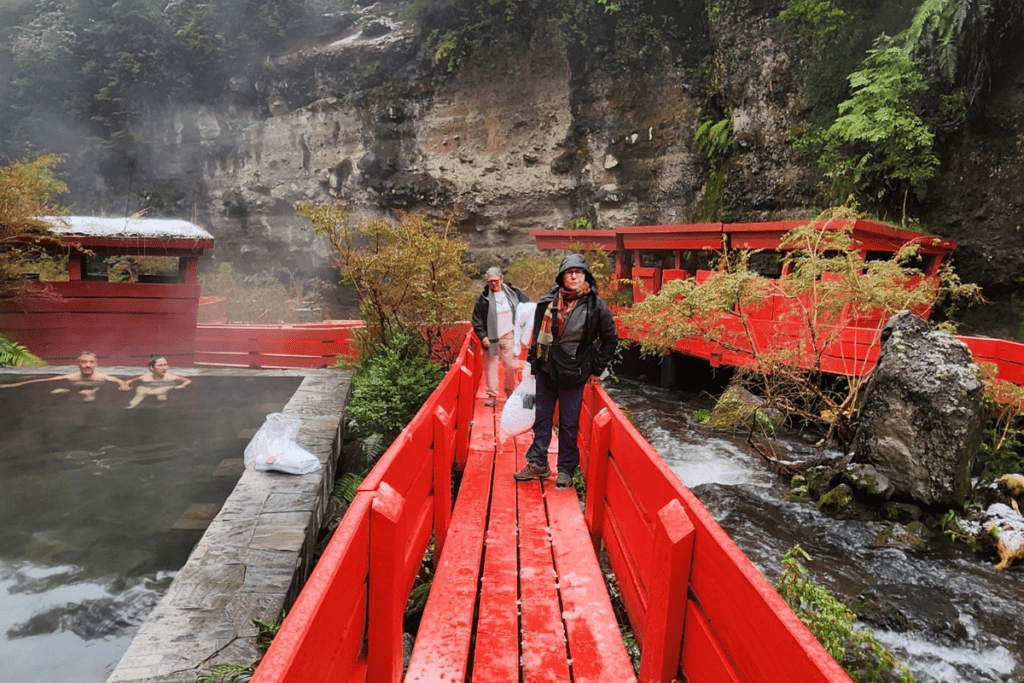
[777,545,914,683]
[198,262,333,324]
[0,155,67,303]
[299,206,474,367]
[344,328,445,446]
[976,372,1024,479]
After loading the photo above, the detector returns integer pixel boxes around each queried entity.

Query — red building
[0,216,214,367]
[532,218,957,304]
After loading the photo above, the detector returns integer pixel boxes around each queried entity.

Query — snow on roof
[43,216,214,241]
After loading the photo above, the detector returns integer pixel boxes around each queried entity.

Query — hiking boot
[513,462,551,481]
[484,397,497,407]
[555,472,574,488]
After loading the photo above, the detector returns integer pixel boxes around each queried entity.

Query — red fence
[194,321,362,369]
[250,330,852,683]
[250,334,481,683]
[0,281,201,367]
[965,335,1024,387]
[577,387,852,683]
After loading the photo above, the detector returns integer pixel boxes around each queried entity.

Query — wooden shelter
[532,219,958,303]
[0,216,214,367]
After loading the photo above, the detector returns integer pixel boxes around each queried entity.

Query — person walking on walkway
[472,266,530,407]
[514,254,617,488]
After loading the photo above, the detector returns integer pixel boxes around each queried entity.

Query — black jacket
[527,254,618,378]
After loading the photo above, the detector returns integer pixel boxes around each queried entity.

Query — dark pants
[524,369,586,475]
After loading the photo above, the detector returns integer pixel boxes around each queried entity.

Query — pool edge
[103,368,352,683]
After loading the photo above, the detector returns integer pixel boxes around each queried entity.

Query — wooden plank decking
[405,380,637,683]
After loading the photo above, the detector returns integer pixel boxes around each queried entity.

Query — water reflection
[606,377,1024,683]
[0,375,303,683]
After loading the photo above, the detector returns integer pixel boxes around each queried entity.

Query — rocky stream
[606,377,1024,683]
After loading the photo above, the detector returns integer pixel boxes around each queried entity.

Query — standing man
[514,254,618,487]
[472,266,530,407]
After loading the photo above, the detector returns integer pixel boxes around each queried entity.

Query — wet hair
[78,351,96,360]
[148,354,166,369]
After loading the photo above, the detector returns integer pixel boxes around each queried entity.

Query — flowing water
[606,377,1024,683]
[0,375,302,683]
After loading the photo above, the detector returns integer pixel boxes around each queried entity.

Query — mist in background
[0,0,360,215]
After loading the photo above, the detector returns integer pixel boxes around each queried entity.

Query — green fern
[332,472,364,505]
[694,115,733,162]
[0,334,43,366]
[196,662,255,683]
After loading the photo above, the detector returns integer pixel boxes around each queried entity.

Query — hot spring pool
[0,373,304,683]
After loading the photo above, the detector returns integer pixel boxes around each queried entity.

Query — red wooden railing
[250,330,853,683]
[577,387,852,683]
[194,321,362,369]
[250,334,481,683]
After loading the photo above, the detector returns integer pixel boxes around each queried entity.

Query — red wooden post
[456,364,474,469]
[584,409,612,555]
[180,256,200,283]
[68,255,83,281]
[639,499,695,683]
[367,481,406,683]
[433,405,453,560]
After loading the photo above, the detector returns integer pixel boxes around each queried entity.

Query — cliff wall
[127,0,1024,335]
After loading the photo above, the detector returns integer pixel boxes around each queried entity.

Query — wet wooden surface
[406,380,637,683]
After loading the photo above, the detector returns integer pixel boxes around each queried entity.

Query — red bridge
[251,332,854,683]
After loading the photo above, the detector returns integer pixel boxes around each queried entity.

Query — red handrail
[251,330,854,683]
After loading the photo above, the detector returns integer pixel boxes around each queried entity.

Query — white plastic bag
[500,373,536,440]
[514,301,537,356]
[244,412,322,475]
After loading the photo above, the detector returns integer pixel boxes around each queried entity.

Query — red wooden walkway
[404,384,637,683]
[251,333,854,683]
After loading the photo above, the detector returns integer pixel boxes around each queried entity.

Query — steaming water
[0,375,302,683]
[606,378,1024,683]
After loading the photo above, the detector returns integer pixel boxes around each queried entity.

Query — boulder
[853,311,985,508]
[853,584,967,641]
[843,463,894,501]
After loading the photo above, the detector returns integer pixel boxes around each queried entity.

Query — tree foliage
[408,0,680,73]
[0,154,66,303]
[505,245,615,301]
[1,0,317,174]
[298,204,475,367]
[778,0,868,127]
[815,37,939,208]
[785,0,1024,212]
[621,207,984,451]
[899,0,1024,105]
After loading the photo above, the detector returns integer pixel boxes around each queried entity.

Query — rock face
[59,0,1024,331]
[853,311,985,508]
